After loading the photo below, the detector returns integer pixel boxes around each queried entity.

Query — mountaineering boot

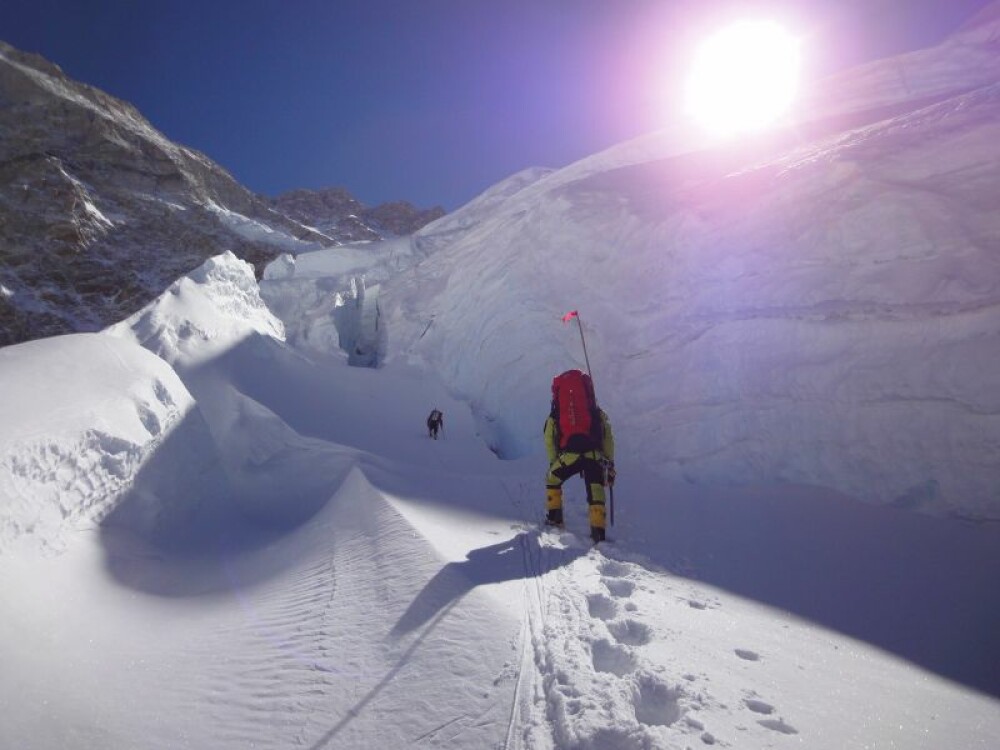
[588,502,606,543]
[545,488,564,528]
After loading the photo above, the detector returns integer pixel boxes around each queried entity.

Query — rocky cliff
[269,187,444,240]
[0,41,442,346]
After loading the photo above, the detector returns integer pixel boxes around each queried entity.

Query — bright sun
[684,20,800,136]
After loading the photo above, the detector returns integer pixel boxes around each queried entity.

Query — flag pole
[563,308,612,527]
[563,310,593,380]
[576,313,615,527]
[575,314,593,380]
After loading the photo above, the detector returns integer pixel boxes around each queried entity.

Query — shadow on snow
[305,530,581,749]
[615,477,1000,699]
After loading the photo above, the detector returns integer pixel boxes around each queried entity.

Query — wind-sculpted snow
[0,334,217,554]
[106,251,285,366]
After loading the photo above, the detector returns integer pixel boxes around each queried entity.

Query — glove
[605,461,616,485]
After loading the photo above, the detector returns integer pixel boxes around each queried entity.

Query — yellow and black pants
[545,450,607,535]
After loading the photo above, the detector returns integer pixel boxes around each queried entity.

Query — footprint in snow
[603,578,636,598]
[586,593,617,621]
[743,698,799,734]
[632,674,685,727]
[608,618,652,646]
[599,560,632,578]
[735,648,760,662]
[744,698,775,715]
[591,638,638,676]
[744,697,798,733]
[759,718,799,735]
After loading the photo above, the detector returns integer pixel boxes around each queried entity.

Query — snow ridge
[107,252,285,365]
[0,334,204,553]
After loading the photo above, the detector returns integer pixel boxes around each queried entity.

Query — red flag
[561,310,578,323]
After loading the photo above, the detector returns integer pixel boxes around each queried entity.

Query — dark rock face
[269,188,445,240]
[269,188,381,243]
[0,41,444,347]
[362,200,445,237]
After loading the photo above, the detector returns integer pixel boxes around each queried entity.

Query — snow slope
[804,0,1000,125]
[3,253,523,749]
[1,252,998,750]
[3,11,1000,749]
[268,84,1000,520]
[0,332,219,555]
[268,26,1000,521]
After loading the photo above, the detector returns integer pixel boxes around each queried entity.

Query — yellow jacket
[543,410,614,464]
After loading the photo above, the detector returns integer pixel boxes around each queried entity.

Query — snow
[366,82,1000,521]
[205,200,337,253]
[0,333,217,556]
[3,17,1000,750]
[2,251,998,750]
[106,251,285,366]
[804,2,1000,125]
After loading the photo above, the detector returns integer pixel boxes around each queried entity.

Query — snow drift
[0,333,220,554]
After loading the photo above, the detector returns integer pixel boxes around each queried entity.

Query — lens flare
[684,20,800,136]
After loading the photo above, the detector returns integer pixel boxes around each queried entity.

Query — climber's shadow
[391,529,582,637]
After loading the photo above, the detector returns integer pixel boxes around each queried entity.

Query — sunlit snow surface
[273,84,1000,521]
[3,14,1000,750]
[1,251,997,749]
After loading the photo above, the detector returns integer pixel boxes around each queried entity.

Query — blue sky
[1,0,993,209]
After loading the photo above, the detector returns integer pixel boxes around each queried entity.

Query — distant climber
[427,409,444,439]
[543,369,615,543]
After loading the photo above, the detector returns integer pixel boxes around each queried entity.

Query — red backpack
[551,369,602,452]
